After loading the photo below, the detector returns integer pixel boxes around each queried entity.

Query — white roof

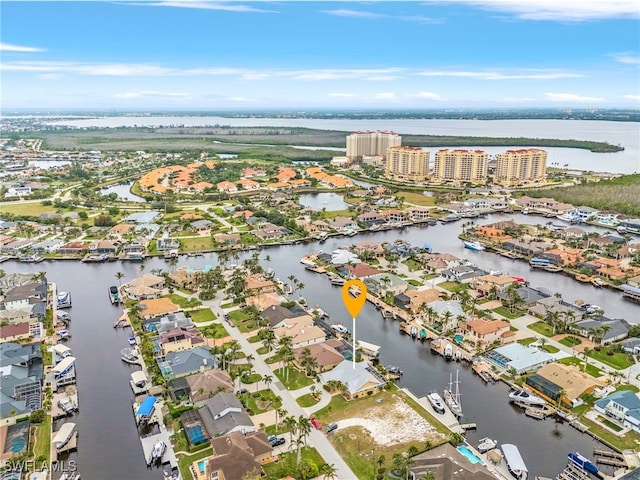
[52,422,76,445]
[501,444,527,473]
[52,344,72,356]
[52,356,76,374]
[131,370,147,384]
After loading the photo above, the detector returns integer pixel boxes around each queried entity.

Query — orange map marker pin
[342,279,367,369]
[342,279,367,318]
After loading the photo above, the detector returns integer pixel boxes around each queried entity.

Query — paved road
[202,293,358,479]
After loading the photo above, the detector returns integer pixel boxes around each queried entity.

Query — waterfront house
[2,281,47,311]
[58,242,88,255]
[122,274,165,300]
[502,239,548,257]
[515,196,573,215]
[618,218,640,235]
[342,263,382,279]
[237,178,260,190]
[0,342,43,418]
[352,242,385,259]
[146,312,193,335]
[357,211,385,227]
[441,265,487,283]
[157,345,215,379]
[526,363,604,407]
[214,233,242,248]
[88,239,118,255]
[594,390,640,433]
[168,267,199,291]
[293,340,345,373]
[328,216,358,232]
[409,443,496,480]
[186,369,234,404]
[259,305,301,329]
[621,338,640,355]
[543,248,583,266]
[330,248,361,265]
[197,392,255,437]
[365,273,408,297]
[156,236,180,252]
[528,295,580,319]
[405,206,434,221]
[394,288,441,313]
[252,222,288,241]
[138,297,180,320]
[245,274,277,296]
[0,322,31,343]
[573,206,599,222]
[159,326,205,355]
[191,219,214,235]
[458,319,511,348]
[121,241,147,259]
[485,343,554,375]
[30,238,65,254]
[471,274,517,293]
[1,239,34,254]
[123,211,161,224]
[473,225,512,243]
[319,360,386,400]
[202,431,272,480]
[273,316,326,349]
[425,300,465,330]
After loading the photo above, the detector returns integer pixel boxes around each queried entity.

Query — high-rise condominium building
[494,149,547,186]
[385,146,430,181]
[346,131,401,159]
[432,149,488,184]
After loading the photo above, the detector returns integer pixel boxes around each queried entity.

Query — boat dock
[430,338,473,362]
[140,425,178,469]
[401,388,465,434]
[114,310,131,328]
[51,423,78,461]
[52,388,79,420]
[472,361,500,383]
[594,449,627,468]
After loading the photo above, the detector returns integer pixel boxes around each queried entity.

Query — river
[3,213,638,479]
[45,117,640,175]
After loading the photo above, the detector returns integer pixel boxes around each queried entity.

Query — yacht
[568,452,599,475]
[443,343,453,360]
[427,392,446,414]
[57,397,77,415]
[477,437,497,453]
[57,291,72,309]
[108,286,120,304]
[443,371,463,417]
[463,240,485,251]
[509,389,546,406]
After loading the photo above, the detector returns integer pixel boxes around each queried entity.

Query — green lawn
[589,349,634,370]
[559,336,583,347]
[199,323,228,339]
[436,281,466,293]
[229,309,260,333]
[540,344,560,354]
[397,191,437,207]
[241,389,282,415]
[179,236,213,252]
[296,393,321,408]
[407,279,424,287]
[579,416,640,451]
[274,367,315,390]
[188,308,216,323]
[166,294,202,308]
[492,306,525,319]
[402,259,423,272]
[2,202,58,216]
[33,415,51,462]
[558,357,603,378]
[518,337,538,346]
[527,321,555,337]
[262,447,326,480]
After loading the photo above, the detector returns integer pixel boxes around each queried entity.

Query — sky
[1,0,639,110]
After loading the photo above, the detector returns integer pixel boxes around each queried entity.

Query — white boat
[427,392,446,414]
[477,437,497,453]
[501,444,528,479]
[57,329,70,339]
[443,371,463,417]
[128,336,137,346]
[108,286,120,304]
[330,276,346,286]
[509,389,546,406]
[150,440,166,463]
[57,291,72,309]
[57,397,77,415]
[463,240,485,251]
[443,343,453,360]
[331,324,350,335]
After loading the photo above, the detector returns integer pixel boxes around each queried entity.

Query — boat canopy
[131,371,147,385]
[502,444,528,473]
[52,344,72,357]
[137,396,157,417]
[52,422,76,447]
[356,340,380,356]
[52,356,76,376]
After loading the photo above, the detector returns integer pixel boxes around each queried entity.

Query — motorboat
[509,389,546,406]
[386,365,403,376]
[443,343,453,360]
[57,397,77,415]
[121,348,140,365]
[568,452,599,475]
[108,286,120,304]
[128,336,137,346]
[19,255,44,263]
[57,329,70,339]
[331,324,350,335]
[150,440,166,463]
[57,291,72,309]
[427,392,446,414]
[463,240,485,251]
[330,276,346,286]
[477,437,497,453]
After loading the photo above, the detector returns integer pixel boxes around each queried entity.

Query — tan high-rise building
[432,149,488,184]
[494,149,547,186]
[385,146,430,181]
[346,131,401,159]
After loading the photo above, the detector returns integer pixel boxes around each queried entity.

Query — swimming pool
[457,445,484,465]
[197,460,206,474]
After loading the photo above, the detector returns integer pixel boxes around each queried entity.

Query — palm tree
[275,407,287,433]
[582,347,592,372]
[284,415,297,444]
[115,271,125,291]
[319,463,338,480]
[296,416,312,467]
[262,374,273,390]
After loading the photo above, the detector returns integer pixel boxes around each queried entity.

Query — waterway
[99,182,146,202]
[45,117,640,174]
[3,213,638,479]
[298,192,350,212]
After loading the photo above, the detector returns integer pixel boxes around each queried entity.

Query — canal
[3,212,637,479]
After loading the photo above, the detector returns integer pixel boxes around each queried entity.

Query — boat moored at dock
[477,437,497,453]
[501,443,528,479]
[57,291,72,309]
[108,285,120,304]
[509,389,546,406]
[568,452,599,475]
[427,392,446,414]
[463,240,485,251]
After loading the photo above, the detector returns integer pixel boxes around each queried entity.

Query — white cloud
[114,91,188,99]
[502,97,537,102]
[143,1,276,13]
[0,42,44,52]
[417,69,584,80]
[609,52,640,65]
[38,73,62,80]
[374,92,396,100]
[228,96,256,102]
[328,93,355,97]
[545,92,606,102]
[623,94,640,101]
[322,9,387,19]
[448,0,640,21]
[2,61,175,76]
[414,92,442,100]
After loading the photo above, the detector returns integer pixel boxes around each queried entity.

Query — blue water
[187,425,206,445]
[457,445,484,465]
[197,460,205,474]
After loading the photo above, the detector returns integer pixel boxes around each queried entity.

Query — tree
[319,463,338,480]
[582,347,592,372]
[284,415,297,444]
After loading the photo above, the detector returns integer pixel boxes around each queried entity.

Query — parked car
[311,417,322,430]
[236,388,248,395]
[326,422,338,433]
[267,435,286,447]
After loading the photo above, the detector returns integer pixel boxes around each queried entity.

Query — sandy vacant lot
[336,394,447,446]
